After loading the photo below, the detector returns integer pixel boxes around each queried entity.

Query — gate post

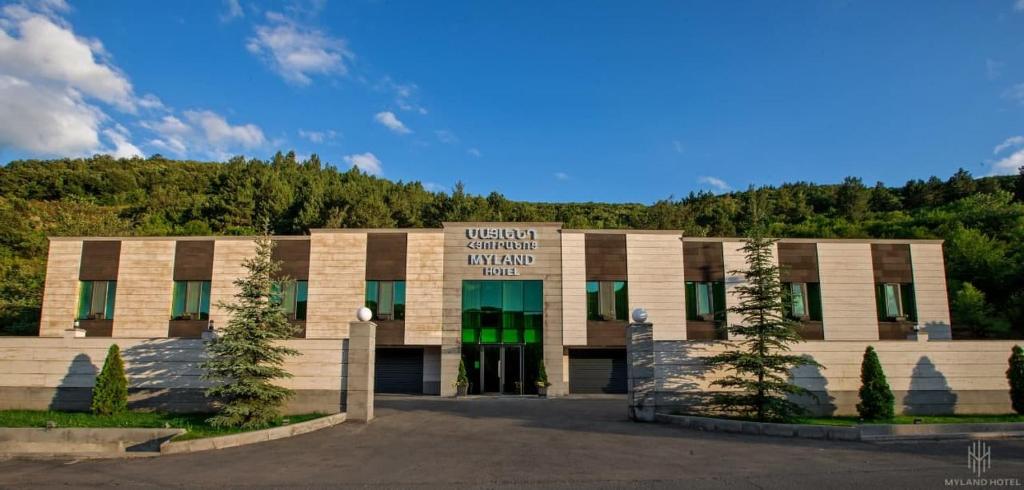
[627,308,656,422]
[347,311,377,423]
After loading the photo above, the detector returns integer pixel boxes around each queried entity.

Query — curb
[160,413,346,455]
[656,413,1024,442]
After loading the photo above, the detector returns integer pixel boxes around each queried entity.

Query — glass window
[462,280,543,345]
[275,280,308,320]
[685,281,725,321]
[77,280,116,320]
[884,283,901,318]
[365,280,406,321]
[783,282,823,321]
[171,280,211,320]
[695,282,713,317]
[586,280,629,321]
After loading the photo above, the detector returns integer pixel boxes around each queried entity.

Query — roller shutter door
[375,348,423,394]
[569,349,627,394]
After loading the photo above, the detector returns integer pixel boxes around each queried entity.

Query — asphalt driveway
[1,395,1022,489]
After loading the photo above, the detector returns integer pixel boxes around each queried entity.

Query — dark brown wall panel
[777,242,820,283]
[375,320,405,346]
[273,239,311,280]
[683,242,724,282]
[173,241,214,281]
[366,233,407,280]
[585,234,627,281]
[586,320,626,347]
[871,243,913,284]
[79,241,120,281]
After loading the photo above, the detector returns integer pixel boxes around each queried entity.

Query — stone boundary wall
[0,337,347,414]
[649,338,1020,416]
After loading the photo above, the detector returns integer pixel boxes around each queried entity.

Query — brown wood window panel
[683,242,725,282]
[273,239,311,280]
[585,234,627,281]
[78,319,113,337]
[871,243,913,284]
[686,321,727,340]
[586,320,626,347]
[79,241,121,281]
[366,233,407,280]
[173,241,214,281]
[777,242,820,283]
[375,320,405,346]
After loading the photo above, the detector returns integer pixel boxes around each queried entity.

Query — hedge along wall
[0,337,347,414]
[654,340,1019,416]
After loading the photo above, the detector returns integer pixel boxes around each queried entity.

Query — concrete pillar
[627,321,656,422]
[347,321,376,422]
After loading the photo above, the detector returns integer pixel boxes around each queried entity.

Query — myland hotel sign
[465,227,538,276]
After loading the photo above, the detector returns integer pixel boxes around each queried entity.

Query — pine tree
[92,344,128,416]
[704,208,822,422]
[856,346,895,420]
[1008,345,1024,415]
[202,231,299,428]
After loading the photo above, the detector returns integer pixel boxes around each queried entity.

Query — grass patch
[0,410,326,441]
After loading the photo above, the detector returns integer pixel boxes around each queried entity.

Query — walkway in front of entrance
[2,396,1024,488]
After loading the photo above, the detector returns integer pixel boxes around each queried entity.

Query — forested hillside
[2,152,1023,338]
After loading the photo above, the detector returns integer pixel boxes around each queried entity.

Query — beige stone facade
[34,225,958,402]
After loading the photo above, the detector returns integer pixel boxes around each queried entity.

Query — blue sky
[1,0,1023,203]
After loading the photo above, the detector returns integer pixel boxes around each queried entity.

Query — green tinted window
[365,280,405,321]
[171,280,211,320]
[462,280,543,346]
[77,280,116,320]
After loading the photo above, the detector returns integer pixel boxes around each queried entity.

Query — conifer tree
[202,231,299,428]
[856,346,895,420]
[92,344,128,416]
[705,200,821,422]
[1008,345,1024,415]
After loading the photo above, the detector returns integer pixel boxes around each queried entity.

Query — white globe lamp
[356,307,373,322]
[631,308,648,324]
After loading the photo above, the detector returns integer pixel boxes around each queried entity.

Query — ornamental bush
[92,344,128,416]
[1009,345,1024,415]
[536,359,550,388]
[856,346,894,421]
[456,359,469,388]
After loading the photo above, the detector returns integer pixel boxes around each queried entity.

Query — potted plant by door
[536,359,551,397]
[455,359,470,397]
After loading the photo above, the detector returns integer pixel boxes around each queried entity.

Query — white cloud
[184,110,264,148]
[343,152,382,175]
[298,129,337,143]
[698,176,730,192]
[422,182,446,192]
[554,172,569,181]
[0,4,156,158]
[994,136,1024,155]
[1004,83,1024,105]
[992,148,1024,175]
[379,77,427,114]
[374,111,411,134]
[1016,0,1024,11]
[141,110,265,159]
[0,9,136,111]
[102,125,143,158]
[0,75,102,156]
[220,0,244,22]
[246,11,353,86]
[673,139,685,154]
[435,130,457,144]
[466,148,481,157]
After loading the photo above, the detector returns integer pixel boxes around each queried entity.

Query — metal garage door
[375,348,423,394]
[569,349,627,394]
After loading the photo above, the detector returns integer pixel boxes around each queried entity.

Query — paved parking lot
[1,396,1022,489]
